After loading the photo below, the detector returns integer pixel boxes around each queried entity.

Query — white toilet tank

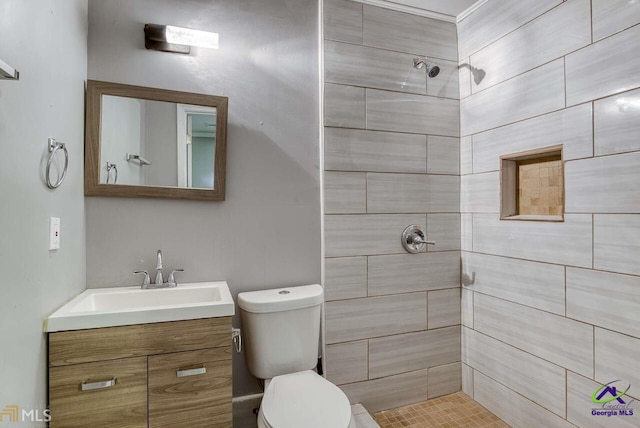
[238,284,324,380]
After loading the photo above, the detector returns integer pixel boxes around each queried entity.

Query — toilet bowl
[256,371,355,428]
[237,285,357,428]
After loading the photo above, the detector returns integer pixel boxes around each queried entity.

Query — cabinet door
[49,357,147,428]
[149,347,232,428]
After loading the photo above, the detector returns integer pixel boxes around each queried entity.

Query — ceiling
[354,0,486,22]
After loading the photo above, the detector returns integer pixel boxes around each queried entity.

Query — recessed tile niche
[500,146,564,221]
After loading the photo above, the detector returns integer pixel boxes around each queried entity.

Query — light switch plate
[49,217,60,250]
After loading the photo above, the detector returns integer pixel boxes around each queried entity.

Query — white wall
[85,0,320,405]
[100,95,144,185]
[0,0,87,421]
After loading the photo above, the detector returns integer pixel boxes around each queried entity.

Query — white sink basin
[45,281,234,332]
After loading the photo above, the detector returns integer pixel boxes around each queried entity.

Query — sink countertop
[45,281,234,332]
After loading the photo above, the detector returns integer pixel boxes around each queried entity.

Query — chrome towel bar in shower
[46,138,68,189]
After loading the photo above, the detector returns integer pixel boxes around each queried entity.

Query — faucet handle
[133,270,151,286]
[168,269,184,286]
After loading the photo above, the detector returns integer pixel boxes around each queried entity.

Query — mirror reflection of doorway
[177,104,217,189]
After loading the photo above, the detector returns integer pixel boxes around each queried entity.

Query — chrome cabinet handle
[176,367,206,378]
[81,377,117,391]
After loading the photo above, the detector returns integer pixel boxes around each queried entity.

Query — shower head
[413,57,440,78]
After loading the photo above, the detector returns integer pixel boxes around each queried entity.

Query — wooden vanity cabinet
[48,317,232,428]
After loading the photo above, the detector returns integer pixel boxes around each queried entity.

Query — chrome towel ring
[46,138,69,189]
[106,161,118,184]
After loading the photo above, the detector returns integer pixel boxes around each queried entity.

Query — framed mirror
[85,80,228,200]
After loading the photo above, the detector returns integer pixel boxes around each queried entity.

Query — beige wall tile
[461,172,499,213]
[461,363,474,397]
[427,59,460,99]
[594,214,640,276]
[324,256,367,301]
[470,0,591,92]
[473,213,593,268]
[474,371,575,428]
[325,128,427,173]
[369,326,460,379]
[325,293,427,344]
[340,369,429,412]
[323,0,363,44]
[566,24,640,106]
[326,340,369,385]
[594,87,640,156]
[566,152,640,213]
[462,252,565,315]
[427,136,459,175]
[461,288,473,328]
[457,0,562,59]
[366,89,460,137]
[367,173,460,213]
[461,214,472,251]
[428,362,461,399]
[325,214,425,257]
[473,104,593,173]
[592,0,640,41]
[325,40,426,95]
[427,214,461,251]
[428,288,461,329]
[595,328,640,390]
[474,293,593,376]
[460,136,473,175]
[463,327,566,416]
[363,6,457,60]
[459,58,472,99]
[368,251,460,296]
[325,83,365,128]
[567,267,640,338]
[324,171,366,214]
[461,59,565,136]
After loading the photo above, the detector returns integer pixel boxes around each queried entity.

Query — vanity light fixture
[144,24,219,54]
[0,58,19,80]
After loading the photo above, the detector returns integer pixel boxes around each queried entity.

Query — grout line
[325,73,458,100]
[564,266,567,317]
[589,0,594,44]
[327,324,460,347]
[593,326,596,379]
[325,122,460,138]
[460,1,567,60]
[563,56,567,108]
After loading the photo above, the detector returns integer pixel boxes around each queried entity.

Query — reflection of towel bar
[126,153,151,166]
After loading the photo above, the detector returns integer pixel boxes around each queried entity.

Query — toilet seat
[259,370,353,428]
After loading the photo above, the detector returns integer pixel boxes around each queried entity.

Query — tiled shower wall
[459,0,640,427]
[322,0,461,412]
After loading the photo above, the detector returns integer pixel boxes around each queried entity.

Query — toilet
[238,284,356,428]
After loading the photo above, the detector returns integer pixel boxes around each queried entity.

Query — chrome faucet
[155,250,164,286]
[133,250,184,289]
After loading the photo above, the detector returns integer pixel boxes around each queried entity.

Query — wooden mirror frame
[85,80,228,201]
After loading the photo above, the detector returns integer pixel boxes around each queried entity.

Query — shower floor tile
[372,392,509,428]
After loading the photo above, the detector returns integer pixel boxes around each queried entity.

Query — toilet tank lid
[238,284,324,313]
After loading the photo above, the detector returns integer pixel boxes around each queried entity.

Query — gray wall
[143,100,178,187]
[322,0,461,413]
[458,0,640,426]
[0,0,87,420]
[85,0,320,402]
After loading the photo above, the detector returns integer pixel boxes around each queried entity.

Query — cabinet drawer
[49,357,147,428]
[149,347,232,428]
[49,317,231,366]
